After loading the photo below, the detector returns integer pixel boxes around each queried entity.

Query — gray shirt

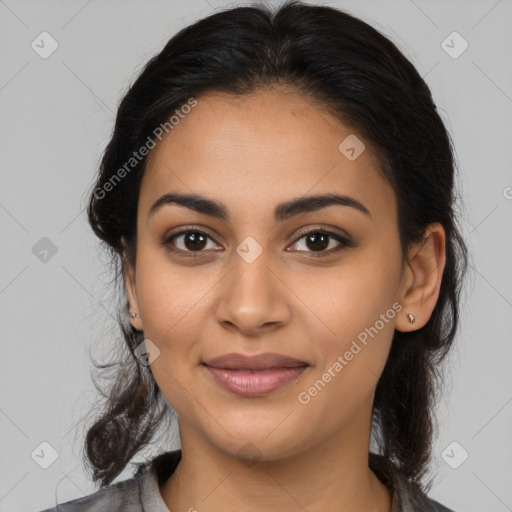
[39,450,455,511]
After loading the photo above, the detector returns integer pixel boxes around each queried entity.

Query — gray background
[1,0,511,511]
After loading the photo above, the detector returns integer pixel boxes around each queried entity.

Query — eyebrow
[148,192,371,221]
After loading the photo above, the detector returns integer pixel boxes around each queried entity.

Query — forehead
[140,87,396,223]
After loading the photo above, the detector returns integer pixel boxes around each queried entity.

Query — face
[125,87,408,461]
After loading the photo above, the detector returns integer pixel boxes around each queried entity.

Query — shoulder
[369,453,456,512]
[38,470,145,512]
[428,497,456,512]
[402,483,456,512]
[38,450,182,512]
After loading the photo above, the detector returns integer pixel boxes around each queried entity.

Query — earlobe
[395,223,446,332]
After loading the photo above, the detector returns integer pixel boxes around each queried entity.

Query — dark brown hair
[82,0,469,495]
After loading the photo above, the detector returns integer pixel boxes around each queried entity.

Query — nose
[214,250,291,335]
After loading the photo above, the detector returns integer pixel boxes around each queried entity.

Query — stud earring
[407,313,415,324]
[130,312,140,319]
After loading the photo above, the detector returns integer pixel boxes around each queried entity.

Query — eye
[288,228,352,257]
[163,227,352,258]
[163,229,221,256]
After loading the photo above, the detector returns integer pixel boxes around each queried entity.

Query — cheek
[133,258,216,411]
[294,245,401,386]
[294,277,398,426]
[135,253,212,415]
[135,244,210,340]
[297,251,399,339]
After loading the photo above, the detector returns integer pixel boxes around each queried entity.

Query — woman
[41,1,468,511]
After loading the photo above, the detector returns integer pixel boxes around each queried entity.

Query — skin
[124,86,446,512]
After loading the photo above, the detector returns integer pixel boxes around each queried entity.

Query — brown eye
[164,229,219,254]
[181,232,208,251]
[304,232,330,251]
[163,227,352,258]
[289,229,352,257]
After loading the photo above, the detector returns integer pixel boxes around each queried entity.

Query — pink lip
[202,351,307,370]
[204,365,307,397]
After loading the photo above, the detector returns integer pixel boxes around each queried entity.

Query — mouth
[201,352,309,397]
[202,362,308,397]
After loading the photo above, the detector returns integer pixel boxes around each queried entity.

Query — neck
[159,401,392,512]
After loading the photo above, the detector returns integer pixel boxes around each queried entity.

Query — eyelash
[162,227,352,258]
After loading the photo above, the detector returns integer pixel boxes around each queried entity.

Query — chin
[206,427,308,464]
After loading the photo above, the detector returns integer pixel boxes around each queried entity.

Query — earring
[130,312,140,319]
[407,313,415,324]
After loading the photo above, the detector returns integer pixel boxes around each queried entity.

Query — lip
[202,352,309,397]
[202,352,308,370]
[203,365,308,397]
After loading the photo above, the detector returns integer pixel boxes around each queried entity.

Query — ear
[121,237,143,331]
[395,222,446,332]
